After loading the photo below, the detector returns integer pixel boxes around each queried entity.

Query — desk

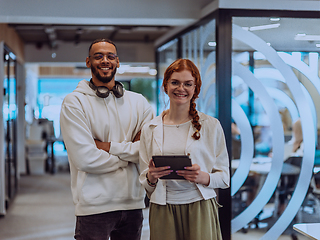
[231,158,301,175]
[232,158,300,198]
[293,223,320,239]
[232,158,301,219]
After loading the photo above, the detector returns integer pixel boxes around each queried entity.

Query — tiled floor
[0,171,151,240]
[0,170,311,240]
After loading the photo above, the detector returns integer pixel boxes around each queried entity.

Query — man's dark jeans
[74,209,143,240]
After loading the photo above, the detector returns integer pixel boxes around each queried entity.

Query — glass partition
[231,16,320,239]
[156,12,320,240]
[3,46,18,207]
[156,20,217,117]
[156,39,179,114]
[182,19,217,117]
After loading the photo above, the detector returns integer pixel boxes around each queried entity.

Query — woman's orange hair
[163,59,202,140]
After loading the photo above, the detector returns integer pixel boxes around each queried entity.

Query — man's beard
[91,66,117,84]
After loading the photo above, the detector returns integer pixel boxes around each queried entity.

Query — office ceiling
[9,17,320,53]
[1,0,319,64]
[1,0,318,62]
[8,23,173,49]
[232,17,320,52]
[4,0,211,51]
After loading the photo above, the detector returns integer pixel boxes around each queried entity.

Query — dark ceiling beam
[108,27,120,41]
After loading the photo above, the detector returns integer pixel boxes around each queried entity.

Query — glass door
[3,46,18,208]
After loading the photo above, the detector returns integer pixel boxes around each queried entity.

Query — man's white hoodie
[60,80,154,216]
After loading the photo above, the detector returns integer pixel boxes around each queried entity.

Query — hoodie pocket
[79,167,143,205]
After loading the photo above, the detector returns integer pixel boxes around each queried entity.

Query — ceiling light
[128,67,150,73]
[133,27,166,32]
[117,65,151,74]
[9,52,16,60]
[118,64,130,74]
[294,34,320,41]
[245,23,280,31]
[270,17,280,22]
[149,69,157,75]
[97,26,115,31]
[208,41,216,47]
[45,27,55,34]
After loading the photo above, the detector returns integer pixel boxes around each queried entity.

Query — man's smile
[99,67,111,71]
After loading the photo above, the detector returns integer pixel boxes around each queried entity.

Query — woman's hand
[147,159,172,183]
[176,164,210,186]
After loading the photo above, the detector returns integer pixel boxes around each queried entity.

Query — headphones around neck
[89,79,124,98]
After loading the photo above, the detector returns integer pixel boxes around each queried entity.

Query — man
[60,39,154,240]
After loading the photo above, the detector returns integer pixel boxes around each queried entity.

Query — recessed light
[316,43,320,48]
[250,23,280,31]
[295,34,320,41]
[242,23,280,31]
[270,17,280,22]
[208,41,216,47]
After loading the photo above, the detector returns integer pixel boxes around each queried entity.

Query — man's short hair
[88,39,117,54]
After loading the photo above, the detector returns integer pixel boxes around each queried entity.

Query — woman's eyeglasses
[169,80,195,89]
[89,53,118,61]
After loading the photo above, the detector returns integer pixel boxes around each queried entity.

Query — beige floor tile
[0,172,312,240]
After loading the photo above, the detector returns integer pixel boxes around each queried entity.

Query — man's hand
[94,139,111,152]
[133,130,141,142]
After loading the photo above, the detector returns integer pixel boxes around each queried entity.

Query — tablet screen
[152,155,192,179]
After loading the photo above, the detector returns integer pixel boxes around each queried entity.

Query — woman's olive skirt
[149,198,222,240]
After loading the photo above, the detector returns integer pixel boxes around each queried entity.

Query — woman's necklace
[171,115,191,128]
[163,112,191,128]
[176,115,191,128]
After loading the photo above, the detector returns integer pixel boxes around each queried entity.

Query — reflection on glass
[231,17,318,239]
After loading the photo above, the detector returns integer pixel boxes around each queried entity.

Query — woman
[139,59,230,240]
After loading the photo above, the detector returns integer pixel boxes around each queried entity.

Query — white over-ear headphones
[89,79,124,98]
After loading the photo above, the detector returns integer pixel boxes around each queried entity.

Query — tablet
[152,155,192,179]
